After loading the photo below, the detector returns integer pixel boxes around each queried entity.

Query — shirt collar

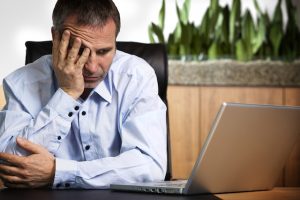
[92,75,112,103]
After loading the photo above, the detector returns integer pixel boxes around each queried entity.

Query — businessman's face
[60,15,117,89]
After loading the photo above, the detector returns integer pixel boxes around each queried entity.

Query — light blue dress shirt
[0,51,167,189]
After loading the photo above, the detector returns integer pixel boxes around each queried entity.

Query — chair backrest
[25,40,172,180]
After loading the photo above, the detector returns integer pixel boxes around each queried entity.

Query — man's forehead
[62,15,116,31]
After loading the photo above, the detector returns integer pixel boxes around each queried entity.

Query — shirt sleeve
[53,69,167,189]
[0,79,82,155]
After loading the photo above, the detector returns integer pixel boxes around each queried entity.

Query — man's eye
[96,49,109,55]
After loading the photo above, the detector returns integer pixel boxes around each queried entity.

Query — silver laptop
[110,102,300,195]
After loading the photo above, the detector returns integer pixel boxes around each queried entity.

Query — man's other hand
[0,137,55,188]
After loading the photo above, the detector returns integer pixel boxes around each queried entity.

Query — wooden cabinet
[168,85,300,186]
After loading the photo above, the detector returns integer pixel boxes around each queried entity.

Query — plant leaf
[182,0,191,24]
[229,0,241,44]
[273,0,283,27]
[252,17,266,55]
[270,24,283,57]
[176,0,191,24]
[208,0,220,34]
[221,5,230,45]
[242,9,256,56]
[158,0,166,30]
[253,0,262,15]
[242,10,254,41]
[210,0,219,14]
[236,39,252,61]
[167,33,178,55]
[208,41,220,59]
[148,25,155,43]
[174,22,182,43]
[150,23,165,43]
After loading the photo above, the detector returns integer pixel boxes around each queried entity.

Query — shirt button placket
[85,145,90,151]
[79,108,92,159]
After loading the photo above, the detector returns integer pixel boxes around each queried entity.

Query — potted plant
[148,0,300,86]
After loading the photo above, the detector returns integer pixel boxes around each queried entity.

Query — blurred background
[0,0,299,82]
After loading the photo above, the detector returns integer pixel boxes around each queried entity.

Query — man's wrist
[61,88,83,100]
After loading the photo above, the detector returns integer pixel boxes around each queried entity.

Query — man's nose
[84,54,98,74]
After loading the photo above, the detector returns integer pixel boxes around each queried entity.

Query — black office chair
[25,40,172,180]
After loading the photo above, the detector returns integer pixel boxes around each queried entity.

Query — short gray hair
[52,0,121,36]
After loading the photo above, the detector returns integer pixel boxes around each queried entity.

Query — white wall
[0,0,298,82]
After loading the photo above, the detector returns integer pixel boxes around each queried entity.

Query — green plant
[148,0,300,61]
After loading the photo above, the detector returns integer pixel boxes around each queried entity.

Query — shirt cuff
[53,158,78,189]
[47,88,82,122]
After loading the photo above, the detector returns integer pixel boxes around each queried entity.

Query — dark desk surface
[0,187,299,200]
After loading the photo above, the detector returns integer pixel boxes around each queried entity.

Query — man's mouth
[83,76,99,82]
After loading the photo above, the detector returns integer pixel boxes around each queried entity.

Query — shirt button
[82,111,86,116]
[57,136,62,140]
[74,106,79,111]
[68,112,73,117]
[65,183,70,188]
[85,145,90,151]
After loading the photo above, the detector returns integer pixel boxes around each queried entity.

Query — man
[0,0,167,189]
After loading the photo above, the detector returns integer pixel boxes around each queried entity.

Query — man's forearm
[53,149,165,189]
[0,87,82,155]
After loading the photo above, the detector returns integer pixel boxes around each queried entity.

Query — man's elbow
[146,159,167,181]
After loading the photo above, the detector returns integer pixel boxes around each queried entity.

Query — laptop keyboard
[152,180,187,188]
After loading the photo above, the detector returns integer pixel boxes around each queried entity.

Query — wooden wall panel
[167,86,201,179]
[283,88,300,186]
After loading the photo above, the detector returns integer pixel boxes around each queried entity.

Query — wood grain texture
[216,187,300,200]
[167,86,201,179]
[283,88,300,186]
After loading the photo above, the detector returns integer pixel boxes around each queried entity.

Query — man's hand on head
[52,29,91,99]
[0,137,55,189]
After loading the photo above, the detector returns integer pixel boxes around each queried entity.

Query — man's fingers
[1,174,29,188]
[58,30,71,63]
[4,182,29,189]
[16,137,48,154]
[52,30,60,64]
[0,164,22,176]
[76,48,91,68]
[66,37,82,64]
[0,153,24,167]
[0,173,26,184]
